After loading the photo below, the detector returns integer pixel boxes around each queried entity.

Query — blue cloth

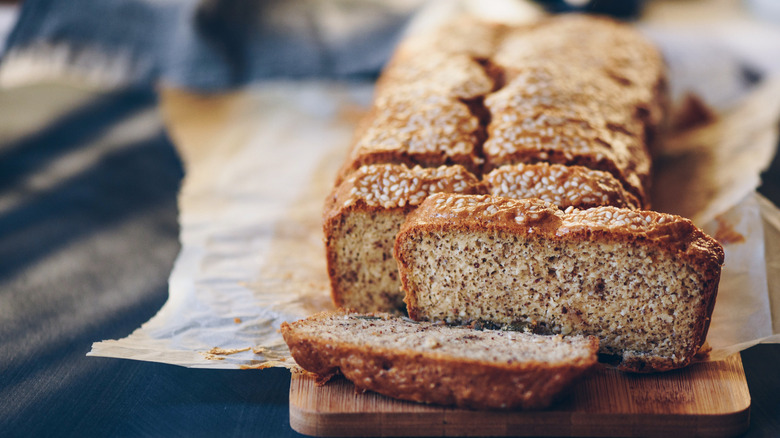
[3,0,415,91]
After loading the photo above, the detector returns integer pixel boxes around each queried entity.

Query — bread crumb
[423,336,441,349]
[207,347,251,356]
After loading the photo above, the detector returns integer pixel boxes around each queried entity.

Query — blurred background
[1,1,779,437]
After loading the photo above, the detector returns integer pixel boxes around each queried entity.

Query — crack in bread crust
[335,15,664,208]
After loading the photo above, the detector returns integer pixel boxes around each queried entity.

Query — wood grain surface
[289,354,750,437]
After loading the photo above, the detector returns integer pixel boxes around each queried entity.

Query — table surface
[0,85,778,438]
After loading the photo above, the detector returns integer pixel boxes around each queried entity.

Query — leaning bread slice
[324,164,482,312]
[281,310,599,410]
[395,194,724,372]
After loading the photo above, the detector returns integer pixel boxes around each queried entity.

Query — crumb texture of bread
[281,310,599,409]
[396,194,724,372]
[324,164,482,312]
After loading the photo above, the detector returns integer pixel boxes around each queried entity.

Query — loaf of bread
[395,194,724,372]
[281,310,599,409]
[324,164,482,312]
[483,163,641,210]
[319,15,705,376]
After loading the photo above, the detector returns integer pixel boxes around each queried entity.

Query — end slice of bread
[324,164,482,312]
[281,310,599,410]
[395,194,724,372]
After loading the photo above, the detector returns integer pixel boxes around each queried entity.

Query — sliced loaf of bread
[281,310,599,409]
[395,194,724,372]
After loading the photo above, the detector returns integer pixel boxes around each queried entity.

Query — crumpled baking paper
[89,3,780,368]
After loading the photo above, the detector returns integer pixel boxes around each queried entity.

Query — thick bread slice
[281,310,599,410]
[324,164,482,312]
[483,163,640,210]
[395,194,724,372]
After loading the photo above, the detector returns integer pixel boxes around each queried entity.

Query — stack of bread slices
[282,14,724,410]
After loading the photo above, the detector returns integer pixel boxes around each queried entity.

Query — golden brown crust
[334,19,505,184]
[483,163,641,210]
[281,310,599,409]
[398,194,723,266]
[482,14,665,204]
[325,164,482,220]
[395,194,723,373]
[336,92,486,183]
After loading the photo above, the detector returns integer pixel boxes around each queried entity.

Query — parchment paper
[89,3,780,368]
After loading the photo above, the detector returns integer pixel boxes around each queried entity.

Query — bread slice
[281,310,599,410]
[483,163,641,210]
[395,194,724,372]
[324,164,482,312]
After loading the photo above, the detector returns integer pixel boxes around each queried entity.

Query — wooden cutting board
[289,354,750,437]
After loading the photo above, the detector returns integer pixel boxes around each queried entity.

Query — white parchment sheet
[89,2,780,368]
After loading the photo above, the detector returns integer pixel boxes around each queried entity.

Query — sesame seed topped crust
[484,163,640,209]
[335,20,505,183]
[281,310,599,409]
[403,16,506,60]
[482,67,653,203]
[376,52,494,101]
[481,14,664,202]
[364,93,481,156]
[395,194,724,372]
[403,193,722,262]
[339,92,484,181]
[493,15,664,101]
[326,164,482,215]
[483,65,651,145]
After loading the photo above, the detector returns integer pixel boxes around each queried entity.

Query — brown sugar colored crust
[324,164,482,312]
[483,163,641,210]
[395,194,724,372]
[281,310,599,410]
